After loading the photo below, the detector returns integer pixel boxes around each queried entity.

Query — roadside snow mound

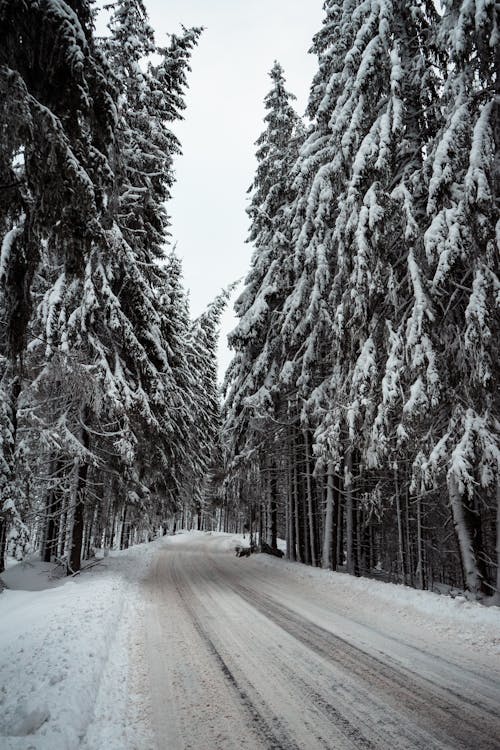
[0,539,164,750]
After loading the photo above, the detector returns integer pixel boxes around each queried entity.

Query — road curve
[138,533,500,750]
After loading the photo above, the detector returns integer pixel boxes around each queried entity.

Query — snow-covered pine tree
[185,288,232,529]
[38,3,203,569]
[420,0,498,599]
[86,3,202,545]
[0,0,116,571]
[224,62,302,553]
[146,250,195,520]
[319,0,441,577]
[276,1,368,568]
[274,0,441,575]
[0,0,202,572]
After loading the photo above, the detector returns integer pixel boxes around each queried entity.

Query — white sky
[102,1,325,378]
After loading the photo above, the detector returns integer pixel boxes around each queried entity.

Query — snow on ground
[0,540,162,750]
[0,530,498,750]
[183,531,499,654]
[253,549,500,655]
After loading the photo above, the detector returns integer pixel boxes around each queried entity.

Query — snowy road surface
[138,533,500,750]
[1,532,499,750]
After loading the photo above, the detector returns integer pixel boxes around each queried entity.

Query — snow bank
[0,539,163,750]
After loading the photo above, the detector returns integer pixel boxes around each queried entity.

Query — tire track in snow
[179,548,387,750]
[193,549,450,750]
[141,537,500,750]
[228,575,500,750]
[169,554,302,750]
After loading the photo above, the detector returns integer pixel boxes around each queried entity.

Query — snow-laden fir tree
[0,0,116,571]
[419,0,498,598]
[75,1,203,547]
[273,0,440,572]
[321,0,442,577]
[0,0,203,572]
[224,62,303,550]
[185,287,232,528]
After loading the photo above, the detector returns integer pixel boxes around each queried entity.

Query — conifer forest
[0,0,498,610]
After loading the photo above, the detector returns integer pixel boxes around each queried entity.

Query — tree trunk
[304,429,316,566]
[0,373,22,573]
[68,459,89,574]
[0,517,6,574]
[405,485,414,587]
[495,481,500,603]
[270,463,277,550]
[120,505,128,550]
[293,449,302,563]
[287,436,296,561]
[43,493,56,563]
[415,492,424,589]
[43,460,64,563]
[395,466,405,583]
[322,461,336,569]
[345,447,355,575]
[336,479,344,568]
[449,473,484,598]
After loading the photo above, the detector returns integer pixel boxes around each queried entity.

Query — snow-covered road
[1,532,499,749]
[137,533,500,750]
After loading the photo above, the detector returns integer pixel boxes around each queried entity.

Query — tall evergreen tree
[0,0,203,572]
[420,0,498,598]
[0,0,116,571]
[186,287,232,526]
[274,0,439,572]
[224,63,303,550]
[222,0,497,598]
[225,62,301,462]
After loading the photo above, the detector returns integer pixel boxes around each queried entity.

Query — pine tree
[0,0,203,572]
[224,63,302,551]
[0,0,116,571]
[186,288,232,527]
[420,0,498,598]
[274,1,438,572]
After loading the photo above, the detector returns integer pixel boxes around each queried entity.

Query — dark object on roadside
[260,541,284,558]
[235,543,256,557]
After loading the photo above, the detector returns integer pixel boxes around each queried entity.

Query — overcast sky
[106,1,325,378]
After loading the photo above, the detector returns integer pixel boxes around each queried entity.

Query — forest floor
[0,531,499,750]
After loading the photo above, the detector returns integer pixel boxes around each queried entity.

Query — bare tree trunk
[405,485,414,587]
[0,372,21,573]
[415,492,424,589]
[249,501,254,550]
[322,461,335,569]
[0,517,6,574]
[394,466,405,583]
[287,435,296,560]
[449,473,484,598]
[356,505,363,576]
[345,447,355,575]
[304,429,317,566]
[270,462,277,550]
[57,493,67,561]
[68,460,89,573]
[120,505,128,550]
[293,449,301,563]
[495,481,500,603]
[336,477,344,568]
